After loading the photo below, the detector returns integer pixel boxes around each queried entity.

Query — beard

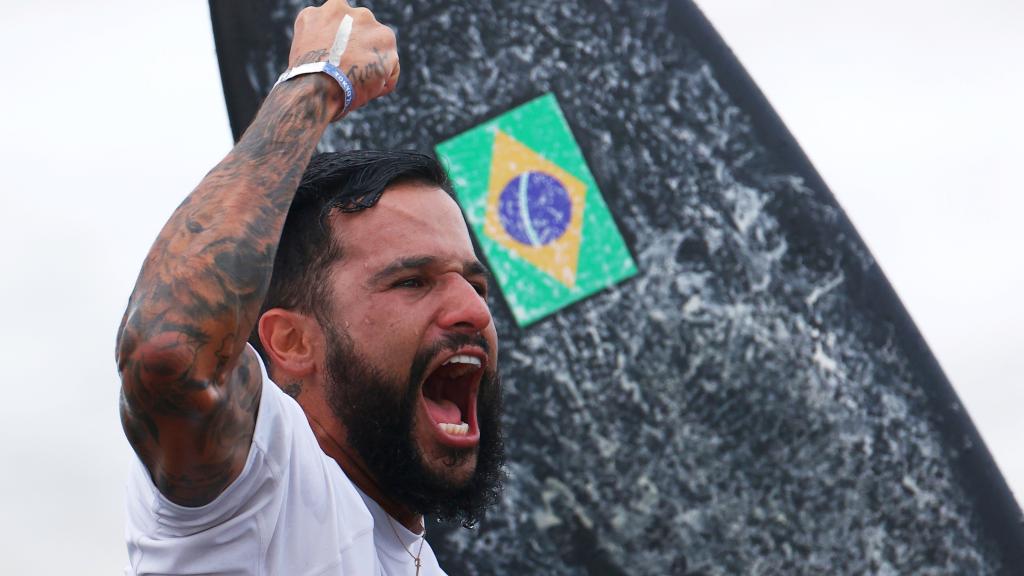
[323,324,505,528]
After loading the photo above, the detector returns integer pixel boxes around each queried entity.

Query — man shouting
[116,2,504,574]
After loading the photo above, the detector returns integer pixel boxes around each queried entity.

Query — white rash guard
[124,345,447,576]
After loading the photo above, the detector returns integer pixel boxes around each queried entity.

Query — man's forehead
[327,182,476,260]
[377,181,462,215]
[331,182,462,225]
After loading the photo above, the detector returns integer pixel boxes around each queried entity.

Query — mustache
[409,332,491,384]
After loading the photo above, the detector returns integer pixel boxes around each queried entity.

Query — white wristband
[274,61,356,116]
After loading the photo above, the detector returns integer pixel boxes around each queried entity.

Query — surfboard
[209,1,1024,572]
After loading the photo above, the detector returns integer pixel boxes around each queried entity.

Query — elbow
[118,330,229,421]
[116,315,206,396]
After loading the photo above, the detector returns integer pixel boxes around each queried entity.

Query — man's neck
[304,410,424,533]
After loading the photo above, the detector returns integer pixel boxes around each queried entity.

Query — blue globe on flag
[497,171,573,246]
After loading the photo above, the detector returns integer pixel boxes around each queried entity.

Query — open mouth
[420,351,484,443]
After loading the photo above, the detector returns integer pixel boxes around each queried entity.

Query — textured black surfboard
[209,1,1024,573]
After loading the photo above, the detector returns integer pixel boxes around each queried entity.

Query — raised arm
[115,1,398,507]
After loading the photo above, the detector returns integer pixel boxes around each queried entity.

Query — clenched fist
[287,0,399,119]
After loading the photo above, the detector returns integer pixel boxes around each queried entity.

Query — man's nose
[435,274,492,333]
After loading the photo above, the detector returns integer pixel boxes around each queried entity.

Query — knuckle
[375,28,397,48]
[294,6,314,25]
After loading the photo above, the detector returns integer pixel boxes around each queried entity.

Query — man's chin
[415,442,476,488]
[324,324,505,527]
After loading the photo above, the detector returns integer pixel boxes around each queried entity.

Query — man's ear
[257,308,321,378]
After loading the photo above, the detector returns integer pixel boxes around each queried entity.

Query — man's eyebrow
[464,260,491,279]
[368,256,437,285]
[367,256,492,286]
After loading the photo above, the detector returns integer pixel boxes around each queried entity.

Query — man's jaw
[419,346,487,449]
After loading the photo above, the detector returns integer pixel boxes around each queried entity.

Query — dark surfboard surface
[209,1,1024,573]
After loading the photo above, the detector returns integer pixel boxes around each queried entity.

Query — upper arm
[119,335,263,508]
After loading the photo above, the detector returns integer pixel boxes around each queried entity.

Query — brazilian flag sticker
[436,94,637,327]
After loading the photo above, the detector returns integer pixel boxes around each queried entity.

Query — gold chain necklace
[386,515,426,576]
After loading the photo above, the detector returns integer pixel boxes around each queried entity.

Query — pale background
[0,1,1019,573]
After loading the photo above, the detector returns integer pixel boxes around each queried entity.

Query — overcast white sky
[0,1,1020,573]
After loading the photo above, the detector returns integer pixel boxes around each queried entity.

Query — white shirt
[124,347,446,576]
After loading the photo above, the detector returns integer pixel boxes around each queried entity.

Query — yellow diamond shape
[484,129,587,288]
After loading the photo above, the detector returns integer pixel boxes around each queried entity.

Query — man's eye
[472,282,488,297]
[394,277,425,289]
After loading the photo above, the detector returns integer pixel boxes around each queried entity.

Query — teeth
[439,422,470,436]
[442,354,481,367]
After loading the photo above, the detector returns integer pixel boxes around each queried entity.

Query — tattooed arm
[115,2,398,507]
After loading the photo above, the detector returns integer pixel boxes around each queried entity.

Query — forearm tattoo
[116,72,335,506]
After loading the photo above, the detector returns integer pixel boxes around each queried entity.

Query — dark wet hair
[248,150,454,366]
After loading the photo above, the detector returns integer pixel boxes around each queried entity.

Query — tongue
[424,395,462,424]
